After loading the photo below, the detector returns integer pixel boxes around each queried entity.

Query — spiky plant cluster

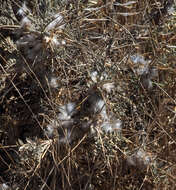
[0,0,176,189]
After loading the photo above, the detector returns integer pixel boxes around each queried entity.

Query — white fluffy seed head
[126,149,151,169]
[101,121,113,132]
[51,36,60,47]
[66,102,76,115]
[101,119,122,133]
[112,119,122,131]
[94,99,107,116]
[90,71,98,83]
[17,1,30,17]
[45,124,55,138]
[136,64,149,75]
[44,36,66,48]
[20,16,32,29]
[45,119,59,138]
[114,1,137,6]
[58,105,70,120]
[61,40,66,45]
[102,82,114,93]
[0,183,10,190]
[130,54,146,65]
[45,13,63,32]
[96,99,105,111]
[168,6,175,15]
[130,54,150,75]
[58,102,76,121]
[100,72,108,81]
[100,106,108,120]
[49,76,59,88]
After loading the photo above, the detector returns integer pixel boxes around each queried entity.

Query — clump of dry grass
[0,0,176,189]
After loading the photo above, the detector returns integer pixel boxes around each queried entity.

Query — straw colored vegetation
[0,0,176,189]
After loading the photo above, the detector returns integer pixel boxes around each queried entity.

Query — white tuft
[58,102,76,121]
[58,105,70,120]
[94,99,108,118]
[136,65,149,75]
[20,16,32,29]
[100,106,108,120]
[130,54,144,64]
[101,119,122,133]
[114,1,137,7]
[66,102,76,114]
[17,1,30,17]
[90,71,98,83]
[112,119,122,131]
[50,76,59,88]
[44,36,65,48]
[168,6,175,15]
[130,54,150,75]
[54,13,63,19]
[0,183,10,190]
[51,36,60,47]
[90,71,108,82]
[136,149,146,158]
[61,40,66,45]
[45,13,63,32]
[102,82,114,93]
[95,99,105,111]
[45,124,55,138]
[92,98,122,133]
[44,36,50,43]
[101,121,113,132]
[126,149,151,169]
[100,72,108,80]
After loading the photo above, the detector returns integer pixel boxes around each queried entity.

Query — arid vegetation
[0,0,176,189]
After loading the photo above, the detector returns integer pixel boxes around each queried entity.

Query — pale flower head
[90,71,98,83]
[112,119,122,131]
[0,183,10,190]
[101,119,122,133]
[94,99,105,113]
[17,1,30,17]
[45,13,63,32]
[58,102,76,121]
[49,76,59,88]
[20,16,32,29]
[44,36,66,48]
[45,123,55,138]
[130,54,150,75]
[102,82,114,93]
[101,121,112,132]
[126,149,152,169]
[51,36,60,47]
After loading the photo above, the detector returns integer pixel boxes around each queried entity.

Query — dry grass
[0,0,176,189]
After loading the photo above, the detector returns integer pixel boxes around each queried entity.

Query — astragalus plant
[0,0,176,190]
